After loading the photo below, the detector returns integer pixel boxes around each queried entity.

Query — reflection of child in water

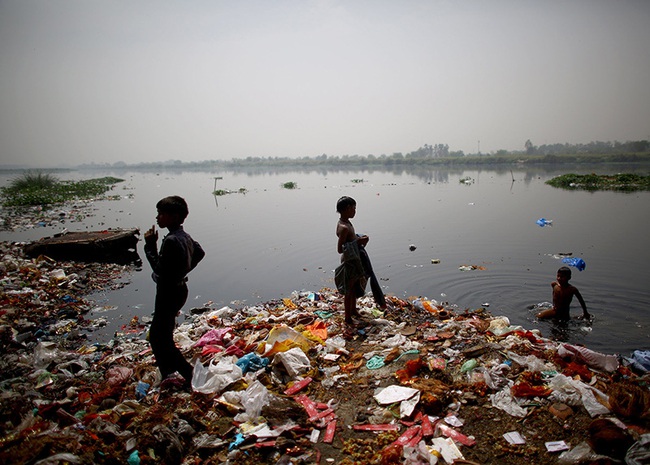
[537,266,590,320]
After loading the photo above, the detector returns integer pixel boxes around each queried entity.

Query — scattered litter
[546,440,570,452]
[459,264,486,271]
[503,431,526,445]
[0,241,647,465]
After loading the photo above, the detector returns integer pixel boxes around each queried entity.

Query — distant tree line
[524,139,649,156]
[77,139,649,171]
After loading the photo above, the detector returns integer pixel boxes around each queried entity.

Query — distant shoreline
[2,152,650,173]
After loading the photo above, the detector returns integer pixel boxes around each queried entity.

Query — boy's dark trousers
[359,246,386,308]
[149,283,193,382]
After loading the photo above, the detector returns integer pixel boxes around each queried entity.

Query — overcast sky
[1,0,649,167]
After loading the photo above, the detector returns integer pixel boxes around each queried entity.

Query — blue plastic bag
[235,352,269,374]
[561,257,586,271]
[135,381,150,400]
[536,218,553,227]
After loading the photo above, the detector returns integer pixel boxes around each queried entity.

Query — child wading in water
[335,196,386,326]
[537,266,590,320]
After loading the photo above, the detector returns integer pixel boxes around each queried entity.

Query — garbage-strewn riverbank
[1,241,649,465]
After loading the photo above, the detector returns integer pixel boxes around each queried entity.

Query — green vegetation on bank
[0,172,124,207]
[546,173,650,192]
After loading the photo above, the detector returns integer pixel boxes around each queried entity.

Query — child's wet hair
[156,196,189,221]
[557,266,572,278]
[336,196,356,213]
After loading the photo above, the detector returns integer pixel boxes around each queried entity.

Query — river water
[1,164,648,356]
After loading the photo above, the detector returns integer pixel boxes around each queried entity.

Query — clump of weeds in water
[0,171,124,207]
[281,181,297,189]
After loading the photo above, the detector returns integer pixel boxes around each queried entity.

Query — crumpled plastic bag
[507,351,552,372]
[548,374,609,417]
[562,257,586,271]
[490,382,528,418]
[194,327,233,348]
[235,352,269,374]
[33,341,63,369]
[191,356,243,395]
[225,380,271,422]
[625,434,650,465]
[557,441,606,465]
[558,343,618,372]
[488,317,523,336]
[261,325,312,356]
[272,347,311,378]
[625,350,650,372]
[106,366,133,386]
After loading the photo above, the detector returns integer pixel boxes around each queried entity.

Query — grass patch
[546,173,650,192]
[281,181,298,189]
[1,172,125,207]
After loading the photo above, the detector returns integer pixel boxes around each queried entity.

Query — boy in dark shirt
[144,196,205,389]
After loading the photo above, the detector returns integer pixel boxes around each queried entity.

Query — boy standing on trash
[144,196,205,390]
[537,266,590,320]
[335,196,386,326]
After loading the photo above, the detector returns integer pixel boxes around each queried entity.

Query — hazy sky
[1,0,649,167]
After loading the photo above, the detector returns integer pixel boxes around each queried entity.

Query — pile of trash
[1,242,649,465]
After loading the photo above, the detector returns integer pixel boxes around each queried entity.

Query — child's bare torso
[552,282,577,318]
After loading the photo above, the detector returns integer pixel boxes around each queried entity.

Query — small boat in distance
[24,228,140,263]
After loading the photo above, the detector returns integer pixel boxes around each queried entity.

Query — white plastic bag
[548,374,609,417]
[490,382,528,418]
[230,380,271,422]
[191,356,243,395]
[273,347,311,377]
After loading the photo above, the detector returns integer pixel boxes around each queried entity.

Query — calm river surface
[2,164,649,356]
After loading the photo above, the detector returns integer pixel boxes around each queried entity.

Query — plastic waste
[33,341,62,369]
[374,385,419,404]
[191,356,243,395]
[194,327,233,348]
[127,450,140,465]
[460,359,478,373]
[135,381,149,400]
[227,380,270,422]
[324,335,348,354]
[561,257,586,271]
[490,382,527,418]
[429,437,464,463]
[536,218,553,227]
[262,325,312,356]
[547,374,609,417]
[33,453,82,465]
[366,355,385,370]
[506,351,552,372]
[625,434,650,465]
[106,366,134,386]
[487,317,523,336]
[558,343,618,372]
[235,352,269,374]
[272,347,311,377]
[625,349,650,372]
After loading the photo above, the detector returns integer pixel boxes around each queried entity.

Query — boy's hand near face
[144,225,158,244]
